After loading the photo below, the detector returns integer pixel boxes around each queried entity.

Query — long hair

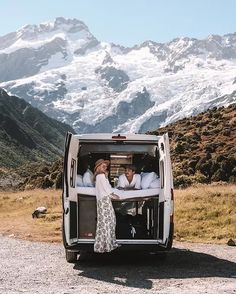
[94,170,108,182]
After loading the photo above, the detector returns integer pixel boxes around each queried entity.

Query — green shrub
[192,171,208,184]
[229,176,236,183]
[40,166,50,174]
[42,175,54,189]
[55,172,62,189]
[205,143,217,153]
[188,160,198,170]
[175,142,184,154]
[174,175,193,188]
[50,171,58,180]
[222,129,231,136]
[211,168,226,182]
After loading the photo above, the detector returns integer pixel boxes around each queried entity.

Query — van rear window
[77,143,160,187]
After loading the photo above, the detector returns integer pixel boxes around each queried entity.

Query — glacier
[0,17,235,133]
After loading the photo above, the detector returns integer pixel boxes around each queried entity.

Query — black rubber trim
[61,132,72,247]
[158,201,164,239]
[63,132,72,199]
[70,201,77,239]
[166,222,174,250]
[62,213,68,247]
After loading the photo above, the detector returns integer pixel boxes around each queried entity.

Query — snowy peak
[167,33,236,60]
[0,19,236,134]
[18,17,91,40]
[0,17,100,82]
[0,17,98,55]
[134,33,236,68]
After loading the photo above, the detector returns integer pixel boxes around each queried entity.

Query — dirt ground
[0,234,235,294]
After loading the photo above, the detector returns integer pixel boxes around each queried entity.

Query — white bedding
[76,187,159,200]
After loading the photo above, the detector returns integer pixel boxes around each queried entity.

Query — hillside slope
[151,103,236,186]
[0,88,74,169]
[20,104,236,191]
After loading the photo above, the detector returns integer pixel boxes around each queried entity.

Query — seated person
[117,165,141,190]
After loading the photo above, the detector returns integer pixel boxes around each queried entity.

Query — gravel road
[0,235,235,294]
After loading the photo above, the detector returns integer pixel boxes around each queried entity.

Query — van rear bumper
[65,240,170,253]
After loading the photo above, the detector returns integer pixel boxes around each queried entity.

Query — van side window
[160,160,164,188]
[70,158,76,188]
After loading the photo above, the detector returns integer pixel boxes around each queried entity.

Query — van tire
[65,250,78,263]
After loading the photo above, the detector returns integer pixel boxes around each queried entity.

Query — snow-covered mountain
[1,17,236,133]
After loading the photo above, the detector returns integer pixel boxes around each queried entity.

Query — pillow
[141,172,157,189]
[149,178,160,189]
[76,175,84,187]
[83,169,94,187]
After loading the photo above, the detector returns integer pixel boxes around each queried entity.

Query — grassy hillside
[12,104,236,191]
[0,185,235,244]
[0,88,74,169]
[150,103,236,187]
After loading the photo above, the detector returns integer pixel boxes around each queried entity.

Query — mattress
[76,187,159,200]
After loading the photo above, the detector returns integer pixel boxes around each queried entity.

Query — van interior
[73,142,164,241]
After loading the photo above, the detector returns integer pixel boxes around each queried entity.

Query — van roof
[74,133,161,142]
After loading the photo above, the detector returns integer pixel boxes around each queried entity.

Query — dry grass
[174,184,236,243]
[0,184,235,244]
[0,189,62,242]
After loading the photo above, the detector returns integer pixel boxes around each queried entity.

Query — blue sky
[1,0,236,46]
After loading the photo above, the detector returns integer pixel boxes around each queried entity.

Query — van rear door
[158,133,173,246]
[63,132,79,246]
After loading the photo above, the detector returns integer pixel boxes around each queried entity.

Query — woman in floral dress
[93,159,120,253]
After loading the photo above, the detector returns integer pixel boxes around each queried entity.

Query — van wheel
[65,250,78,263]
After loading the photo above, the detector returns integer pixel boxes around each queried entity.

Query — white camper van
[62,133,174,263]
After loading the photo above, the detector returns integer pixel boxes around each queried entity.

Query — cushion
[76,175,84,187]
[83,169,94,187]
[141,172,158,189]
[149,178,160,189]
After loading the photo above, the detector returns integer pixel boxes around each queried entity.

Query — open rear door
[62,132,79,246]
[158,133,174,247]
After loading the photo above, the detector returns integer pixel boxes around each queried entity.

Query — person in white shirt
[93,159,120,253]
[117,165,141,190]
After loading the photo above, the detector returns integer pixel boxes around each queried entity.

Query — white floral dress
[94,173,119,253]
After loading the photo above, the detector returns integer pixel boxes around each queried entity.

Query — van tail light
[112,134,126,140]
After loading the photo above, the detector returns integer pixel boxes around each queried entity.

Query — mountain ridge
[0,17,236,133]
